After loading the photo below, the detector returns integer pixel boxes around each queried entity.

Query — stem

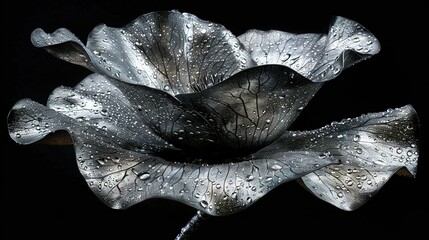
[175,211,209,240]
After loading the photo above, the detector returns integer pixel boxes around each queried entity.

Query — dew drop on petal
[200,200,208,209]
[353,135,361,142]
[280,54,290,62]
[270,164,282,171]
[355,148,363,154]
[138,172,150,180]
[245,175,254,181]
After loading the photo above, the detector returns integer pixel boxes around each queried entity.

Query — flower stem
[175,211,209,240]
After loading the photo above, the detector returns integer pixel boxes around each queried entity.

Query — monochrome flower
[9,11,419,216]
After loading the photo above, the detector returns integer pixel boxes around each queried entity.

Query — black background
[2,1,427,239]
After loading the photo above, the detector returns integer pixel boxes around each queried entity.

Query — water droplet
[246,197,252,203]
[352,36,360,42]
[231,192,237,198]
[15,133,21,138]
[407,150,413,156]
[367,180,372,185]
[280,54,290,62]
[138,172,150,180]
[270,164,282,171]
[265,119,271,124]
[200,200,208,209]
[346,180,353,186]
[265,177,273,182]
[337,192,344,198]
[332,67,340,75]
[216,183,221,189]
[410,143,416,148]
[251,186,257,191]
[163,85,170,91]
[353,135,361,142]
[356,148,363,154]
[396,148,402,154]
[245,175,254,181]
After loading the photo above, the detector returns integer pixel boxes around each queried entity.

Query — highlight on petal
[264,105,419,210]
[31,10,255,95]
[177,65,322,152]
[238,16,380,82]
[8,76,337,216]
[31,28,96,71]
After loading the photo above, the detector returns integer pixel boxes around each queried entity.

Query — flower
[8,11,419,216]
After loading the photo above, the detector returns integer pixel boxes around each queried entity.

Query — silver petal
[177,65,322,152]
[8,98,336,216]
[262,105,419,210]
[238,16,380,82]
[31,10,255,94]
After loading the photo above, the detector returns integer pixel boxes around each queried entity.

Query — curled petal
[31,10,255,94]
[177,65,321,152]
[32,28,96,71]
[262,105,419,210]
[238,16,380,82]
[8,99,336,216]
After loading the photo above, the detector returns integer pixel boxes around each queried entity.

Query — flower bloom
[8,11,419,216]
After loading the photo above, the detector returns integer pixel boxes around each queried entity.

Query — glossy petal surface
[238,16,380,82]
[32,11,255,94]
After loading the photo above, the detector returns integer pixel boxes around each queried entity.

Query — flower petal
[31,28,96,71]
[177,65,322,153]
[238,16,380,82]
[31,11,255,94]
[8,99,336,216]
[263,105,419,210]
